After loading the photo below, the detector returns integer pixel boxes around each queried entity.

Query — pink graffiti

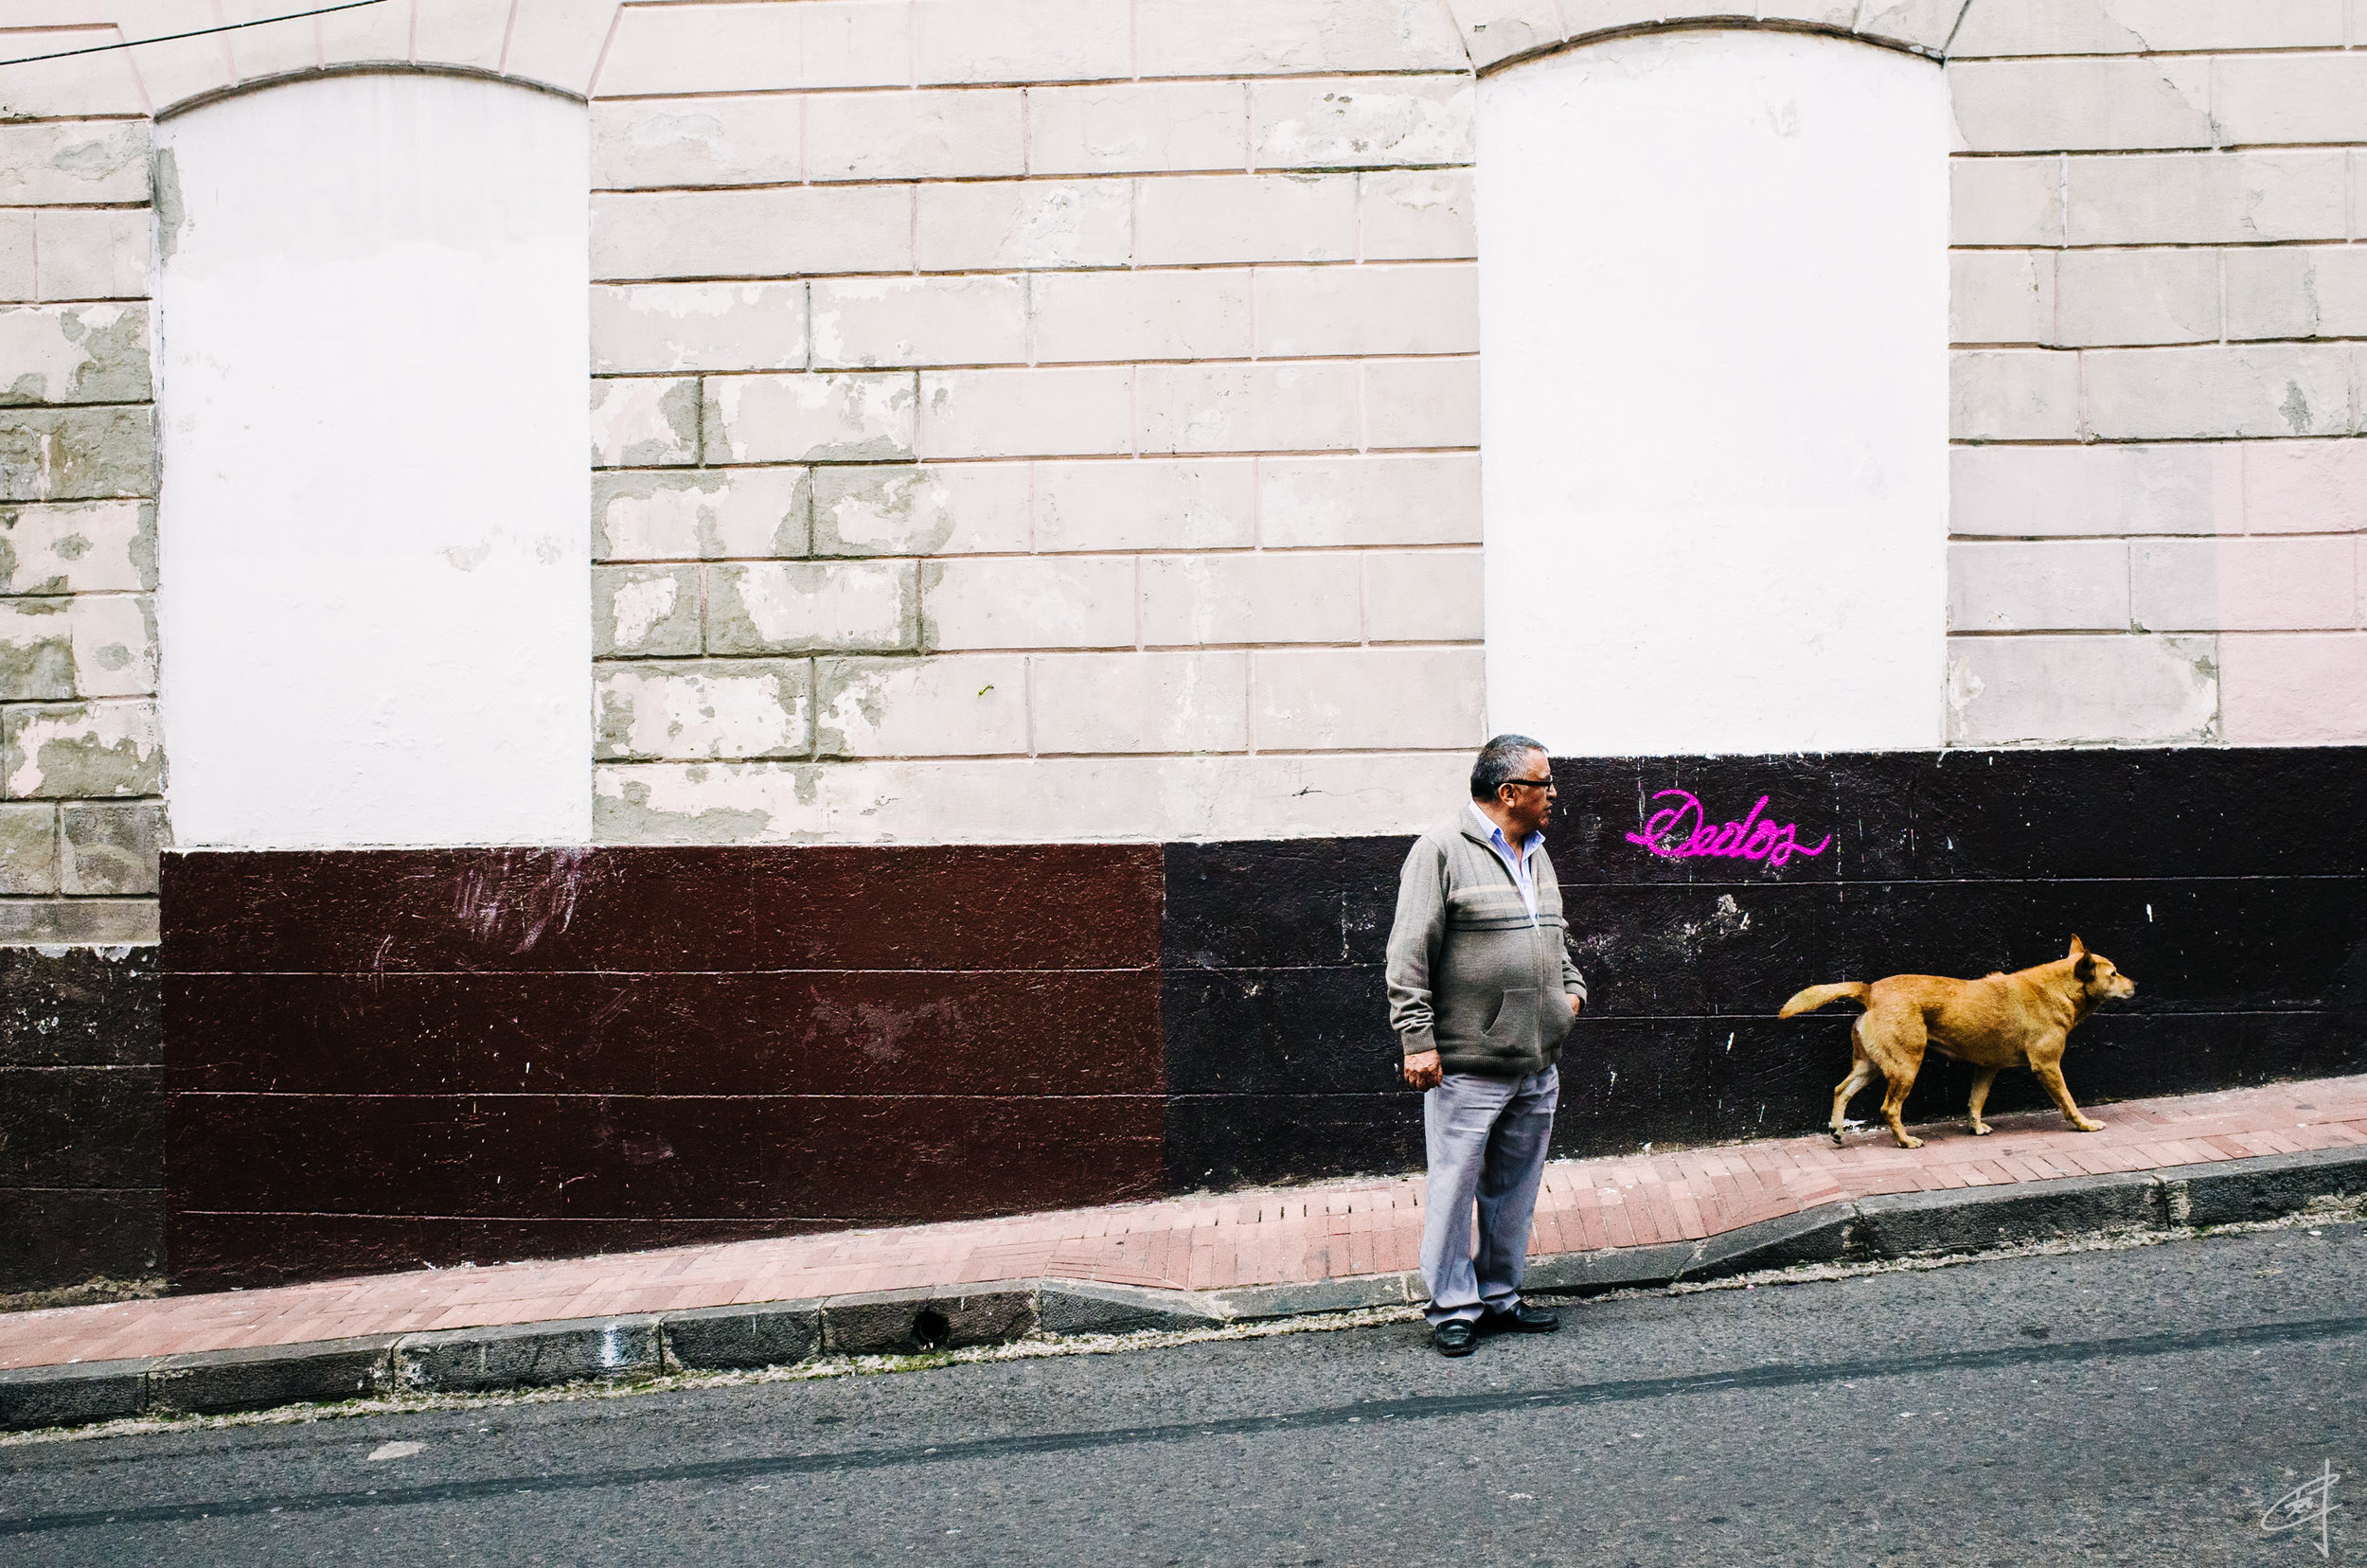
[1624,789,1831,870]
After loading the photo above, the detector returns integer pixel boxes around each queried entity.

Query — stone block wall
[0,116,163,947]
[581,0,2367,843]
[1944,4,2367,743]
[0,125,160,1297]
[585,0,1495,845]
[0,0,625,937]
[0,0,2359,887]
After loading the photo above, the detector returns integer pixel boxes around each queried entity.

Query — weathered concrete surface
[0,408,153,504]
[0,305,151,406]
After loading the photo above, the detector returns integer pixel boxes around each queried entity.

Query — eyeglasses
[1502,778,1556,793]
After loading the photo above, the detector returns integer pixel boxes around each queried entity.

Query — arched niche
[154,71,591,846]
[1476,27,1949,754]
[1451,5,1965,75]
[0,2,619,119]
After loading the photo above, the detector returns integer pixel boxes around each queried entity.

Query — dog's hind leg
[1967,1067,2001,1136]
[1868,1010,1928,1149]
[1830,1050,1876,1145]
[1878,1073,1922,1149]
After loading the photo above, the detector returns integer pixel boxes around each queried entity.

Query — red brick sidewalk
[5,1075,2361,1373]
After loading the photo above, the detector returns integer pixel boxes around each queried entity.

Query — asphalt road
[2,1223,2360,1568]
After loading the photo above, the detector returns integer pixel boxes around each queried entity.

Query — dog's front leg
[1967,1066,2000,1136]
[2030,1055,2104,1132]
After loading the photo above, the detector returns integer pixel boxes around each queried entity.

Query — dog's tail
[1779,981,1869,1018]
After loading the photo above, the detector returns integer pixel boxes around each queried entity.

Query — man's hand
[1568,991,1584,1017]
[1403,1049,1443,1090]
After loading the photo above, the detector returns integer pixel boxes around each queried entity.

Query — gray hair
[1470,734,1548,800]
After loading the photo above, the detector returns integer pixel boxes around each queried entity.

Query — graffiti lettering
[1624,790,1831,871]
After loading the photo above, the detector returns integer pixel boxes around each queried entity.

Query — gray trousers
[1419,1066,1559,1326]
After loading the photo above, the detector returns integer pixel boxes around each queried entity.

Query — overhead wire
[0,0,389,70]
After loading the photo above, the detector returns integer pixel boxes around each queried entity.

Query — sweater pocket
[1482,988,1538,1048]
[1542,989,1575,1046]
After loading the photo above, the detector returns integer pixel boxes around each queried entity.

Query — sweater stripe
[1384,816,1589,1078]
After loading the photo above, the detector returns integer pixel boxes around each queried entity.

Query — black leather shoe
[1477,1303,1559,1335]
[1432,1320,1479,1357]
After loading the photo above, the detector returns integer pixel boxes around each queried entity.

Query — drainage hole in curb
[912,1310,952,1350]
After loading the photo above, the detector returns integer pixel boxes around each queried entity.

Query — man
[1386,734,1586,1357]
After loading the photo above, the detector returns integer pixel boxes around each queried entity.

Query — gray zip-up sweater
[1386,812,1588,1078]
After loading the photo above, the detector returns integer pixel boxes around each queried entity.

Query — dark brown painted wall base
[144,747,2367,1292]
[162,846,1165,1290]
[0,947,163,1294]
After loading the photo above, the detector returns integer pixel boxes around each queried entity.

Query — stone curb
[5,1146,2361,1434]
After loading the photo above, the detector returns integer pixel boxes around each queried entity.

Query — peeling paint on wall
[812,467,958,557]
[0,500,154,597]
[596,662,811,761]
[4,699,164,798]
[596,767,782,844]
[594,468,810,560]
[0,407,156,503]
[0,304,150,406]
[149,146,187,266]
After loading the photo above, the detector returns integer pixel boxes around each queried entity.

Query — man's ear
[2068,934,2087,956]
[2073,953,2096,984]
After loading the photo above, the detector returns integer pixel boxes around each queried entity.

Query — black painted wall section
[1162,748,2367,1189]
[0,946,163,1294]
[1162,836,1414,1191]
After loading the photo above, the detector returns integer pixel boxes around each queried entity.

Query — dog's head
[2068,935,2136,1001]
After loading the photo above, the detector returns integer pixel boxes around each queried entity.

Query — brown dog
[1779,936,2137,1149]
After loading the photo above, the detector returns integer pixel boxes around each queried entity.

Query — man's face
[1495,749,1555,837]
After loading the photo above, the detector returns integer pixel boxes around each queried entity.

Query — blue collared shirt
[1468,802,1542,921]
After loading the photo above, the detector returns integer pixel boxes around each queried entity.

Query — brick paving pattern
[5,1075,2360,1373]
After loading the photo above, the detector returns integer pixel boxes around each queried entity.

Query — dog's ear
[2073,952,2096,984]
[2068,934,2087,955]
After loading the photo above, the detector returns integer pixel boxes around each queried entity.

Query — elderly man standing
[1387,734,1587,1357]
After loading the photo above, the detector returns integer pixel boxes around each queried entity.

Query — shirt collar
[1468,801,1543,859]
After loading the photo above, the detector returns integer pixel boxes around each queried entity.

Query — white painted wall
[1476,30,1948,756]
[156,74,592,846]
